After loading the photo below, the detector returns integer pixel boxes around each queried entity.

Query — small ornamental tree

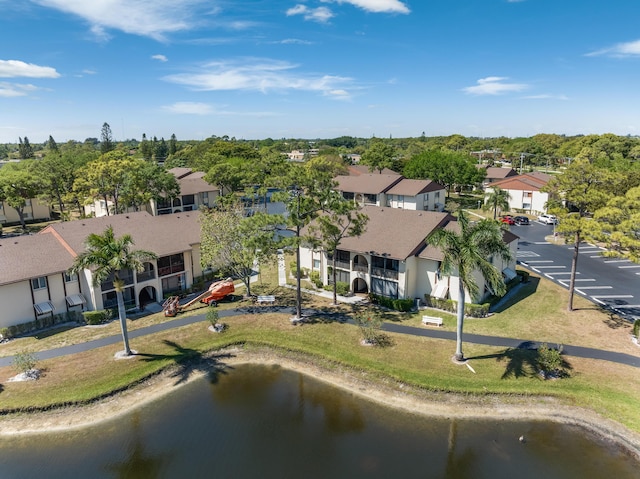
[354,309,383,345]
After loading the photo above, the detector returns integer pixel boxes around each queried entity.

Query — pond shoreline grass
[1,263,639,458]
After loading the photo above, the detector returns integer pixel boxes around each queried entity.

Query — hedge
[423,295,490,318]
[2,311,83,339]
[369,293,415,312]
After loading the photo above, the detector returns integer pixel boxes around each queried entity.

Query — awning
[432,281,449,299]
[66,293,87,307]
[34,301,55,315]
[503,267,517,281]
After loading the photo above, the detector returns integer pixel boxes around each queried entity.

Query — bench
[422,315,443,327]
[256,295,276,305]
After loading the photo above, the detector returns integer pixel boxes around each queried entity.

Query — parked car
[538,213,558,225]
[514,215,530,225]
[500,215,515,225]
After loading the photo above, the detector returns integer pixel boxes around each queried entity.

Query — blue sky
[1,0,639,143]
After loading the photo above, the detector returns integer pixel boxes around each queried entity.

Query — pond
[1,364,638,478]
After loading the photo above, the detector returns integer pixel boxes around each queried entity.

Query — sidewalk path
[1,306,639,369]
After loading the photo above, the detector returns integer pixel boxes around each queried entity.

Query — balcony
[371,267,398,280]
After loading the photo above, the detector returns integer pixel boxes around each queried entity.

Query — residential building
[487,172,551,215]
[335,173,445,212]
[0,198,51,225]
[151,168,219,215]
[0,211,205,329]
[85,168,220,217]
[299,206,518,303]
[477,166,518,188]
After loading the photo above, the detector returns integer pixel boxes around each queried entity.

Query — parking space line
[535,266,566,269]
[604,259,631,263]
[590,295,634,299]
[619,265,640,269]
[575,286,613,290]
[612,305,640,309]
[523,260,553,263]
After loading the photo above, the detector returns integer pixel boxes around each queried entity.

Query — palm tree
[427,211,512,362]
[483,187,511,219]
[69,226,157,356]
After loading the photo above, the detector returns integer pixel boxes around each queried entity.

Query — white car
[538,214,558,225]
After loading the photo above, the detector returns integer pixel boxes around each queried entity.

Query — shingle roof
[386,178,445,196]
[347,165,400,176]
[325,206,453,260]
[0,233,76,286]
[178,175,218,196]
[42,211,202,258]
[484,167,518,180]
[490,173,549,191]
[334,174,403,195]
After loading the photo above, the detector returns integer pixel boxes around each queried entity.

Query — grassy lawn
[1,257,640,435]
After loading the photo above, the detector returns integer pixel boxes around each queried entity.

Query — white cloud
[82,69,97,75]
[152,54,168,62]
[0,82,40,97]
[586,39,640,58]
[326,89,351,101]
[286,4,334,23]
[321,0,410,14]
[0,59,60,78]
[275,38,314,45]
[33,0,210,41]
[522,94,569,100]
[162,102,213,115]
[462,76,528,95]
[164,58,354,99]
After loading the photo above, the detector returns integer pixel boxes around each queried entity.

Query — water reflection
[0,364,637,479]
[104,413,167,479]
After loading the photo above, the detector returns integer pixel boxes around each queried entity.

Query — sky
[1,0,640,143]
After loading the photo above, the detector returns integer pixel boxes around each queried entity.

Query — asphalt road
[512,219,640,321]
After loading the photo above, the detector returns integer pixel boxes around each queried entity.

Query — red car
[500,215,515,225]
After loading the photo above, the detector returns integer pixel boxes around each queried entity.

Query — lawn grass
[1,257,640,435]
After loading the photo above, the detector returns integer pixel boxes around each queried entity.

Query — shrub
[537,343,568,379]
[83,310,106,325]
[517,270,530,283]
[323,281,350,296]
[290,261,298,277]
[466,303,490,318]
[13,350,38,375]
[633,319,640,338]
[369,294,415,312]
[309,271,322,288]
[0,327,10,340]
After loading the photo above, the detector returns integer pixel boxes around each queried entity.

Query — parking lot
[513,219,640,321]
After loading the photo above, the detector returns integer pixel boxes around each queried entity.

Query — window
[328,250,350,269]
[343,192,354,201]
[328,269,350,284]
[313,259,321,270]
[182,194,195,206]
[371,278,398,299]
[157,254,185,277]
[423,193,430,210]
[102,287,135,310]
[364,193,377,205]
[137,262,156,282]
[100,269,134,291]
[396,195,404,208]
[202,191,209,204]
[162,273,185,293]
[64,272,78,283]
[31,276,47,290]
[371,255,399,280]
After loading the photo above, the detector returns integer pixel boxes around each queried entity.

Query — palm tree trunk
[116,290,132,355]
[567,231,581,312]
[332,250,338,306]
[455,283,465,361]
